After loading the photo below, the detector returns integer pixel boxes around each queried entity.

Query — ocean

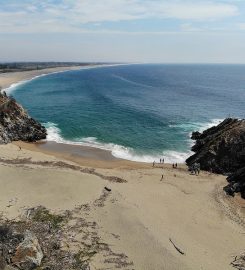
[7,64,245,163]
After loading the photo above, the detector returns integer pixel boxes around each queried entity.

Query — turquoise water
[7,64,245,162]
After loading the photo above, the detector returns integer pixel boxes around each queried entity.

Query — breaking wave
[43,119,223,163]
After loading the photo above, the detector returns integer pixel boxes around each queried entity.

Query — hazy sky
[0,0,245,63]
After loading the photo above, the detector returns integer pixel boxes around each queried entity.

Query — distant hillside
[0,62,101,73]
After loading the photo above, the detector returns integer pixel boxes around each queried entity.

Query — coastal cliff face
[186,118,245,198]
[0,92,46,143]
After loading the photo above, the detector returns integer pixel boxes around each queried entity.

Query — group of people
[152,158,165,167]
[153,159,179,169]
[160,158,164,163]
[156,159,202,182]
[190,162,200,175]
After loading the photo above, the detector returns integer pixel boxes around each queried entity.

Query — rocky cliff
[186,118,245,198]
[0,92,46,143]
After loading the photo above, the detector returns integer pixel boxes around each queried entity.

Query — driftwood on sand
[169,238,185,255]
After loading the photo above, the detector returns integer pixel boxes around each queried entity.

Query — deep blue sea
[7,64,245,162]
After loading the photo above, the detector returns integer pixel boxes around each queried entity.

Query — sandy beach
[0,69,245,269]
[0,141,244,269]
[0,66,87,90]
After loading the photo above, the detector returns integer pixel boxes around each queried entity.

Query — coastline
[0,63,156,166]
[0,65,245,269]
[0,65,91,90]
[0,64,224,164]
[13,140,150,169]
[0,63,135,165]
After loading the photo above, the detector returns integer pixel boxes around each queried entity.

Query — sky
[0,0,245,63]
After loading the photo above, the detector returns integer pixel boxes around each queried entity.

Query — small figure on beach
[18,146,21,151]
[160,158,161,163]
[195,163,200,175]
[160,174,163,181]
[162,158,164,164]
[153,161,155,167]
[172,163,177,169]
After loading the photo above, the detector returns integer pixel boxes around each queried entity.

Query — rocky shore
[0,92,46,144]
[186,118,245,198]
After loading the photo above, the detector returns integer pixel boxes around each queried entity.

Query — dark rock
[186,118,245,198]
[223,184,235,197]
[231,252,245,269]
[0,254,7,270]
[186,118,245,174]
[0,93,46,143]
[224,166,245,198]
[191,131,201,140]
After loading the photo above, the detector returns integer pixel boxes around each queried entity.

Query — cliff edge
[0,91,46,143]
[186,118,245,198]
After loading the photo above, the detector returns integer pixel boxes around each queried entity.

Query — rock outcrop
[0,92,46,143]
[12,231,43,270]
[186,118,245,198]
[225,166,245,199]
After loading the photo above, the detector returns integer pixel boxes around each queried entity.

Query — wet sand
[14,141,150,169]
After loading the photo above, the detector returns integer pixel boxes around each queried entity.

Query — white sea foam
[4,74,47,94]
[197,118,223,132]
[45,118,224,163]
[44,122,197,163]
[45,122,64,143]
[168,118,223,133]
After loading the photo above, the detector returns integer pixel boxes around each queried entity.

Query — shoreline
[0,63,147,166]
[13,141,154,169]
[0,62,153,165]
[0,63,223,165]
[0,65,90,90]
[0,62,131,91]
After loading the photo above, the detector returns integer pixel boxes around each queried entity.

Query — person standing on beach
[162,158,164,164]
[153,161,155,167]
[160,158,161,163]
[160,174,163,181]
